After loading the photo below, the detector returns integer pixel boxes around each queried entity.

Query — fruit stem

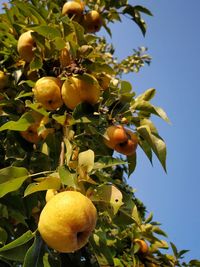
[29,170,54,177]
[59,141,65,167]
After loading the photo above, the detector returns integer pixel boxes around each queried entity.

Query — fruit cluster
[11,1,139,156]
[0,0,139,255]
[0,1,176,267]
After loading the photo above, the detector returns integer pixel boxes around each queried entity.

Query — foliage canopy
[0,0,199,266]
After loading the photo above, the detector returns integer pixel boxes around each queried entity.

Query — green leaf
[16,2,46,24]
[189,260,200,266]
[0,227,7,246]
[72,21,86,46]
[137,126,167,172]
[134,5,153,16]
[154,106,170,123]
[170,242,178,257]
[58,166,78,188]
[87,62,115,75]
[0,166,29,198]
[113,258,124,267]
[30,56,43,70]
[120,80,133,94]
[15,91,34,100]
[139,138,153,165]
[24,175,61,197]
[145,212,153,223]
[0,243,31,262]
[177,249,190,258]
[135,88,156,101]
[93,157,126,170]
[134,17,147,36]
[150,240,169,252]
[90,232,115,266]
[132,100,170,123]
[54,37,66,50]
[152,226,168,237]
[127,152,137,176]
[0,112,34,132]
[0,231,34,252]
[90,184,123,215]
[131,204,141,225]
[33,25,61,40]
[25,102,49,117]
[23,233,44,267]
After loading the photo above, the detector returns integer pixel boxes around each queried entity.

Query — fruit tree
[0,1,199,266]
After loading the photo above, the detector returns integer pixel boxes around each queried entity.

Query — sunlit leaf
[135,88,156,101]
[33,25,61,40]
[78,149,94,173]
[30,56,43,70]
[131,204,141,225]
[24,175,61,197]
[90,184,123,215]
[58,166,78,188]
[0,112,34,132]
[132,100,170,123]
[150,240,169,252]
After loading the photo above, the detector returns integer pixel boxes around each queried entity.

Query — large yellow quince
[38,191,97,253]
[33,77,63,110]
[61,74,100,110]
[17,30,35,63]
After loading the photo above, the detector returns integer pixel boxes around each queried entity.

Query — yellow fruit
[104,125,138,156]
[0,71,8,90]
[33,77,63,110]
[45,189,58,202]
[134,239,149,254]
[20,113,53,143]
[20,111,41,143]
[17,30,35,63]
[61,74,100,110]
[83,10,103,33]
[38,191,97,253]
[20,121,41,143]
[60,46,71,68]
[62,1,84,21]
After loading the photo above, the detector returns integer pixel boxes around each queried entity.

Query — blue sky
[104,0,200,262]
[0,0,199,262]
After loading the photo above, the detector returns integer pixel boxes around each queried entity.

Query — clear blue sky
[1,0,199,262]
[102,0,200,262]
